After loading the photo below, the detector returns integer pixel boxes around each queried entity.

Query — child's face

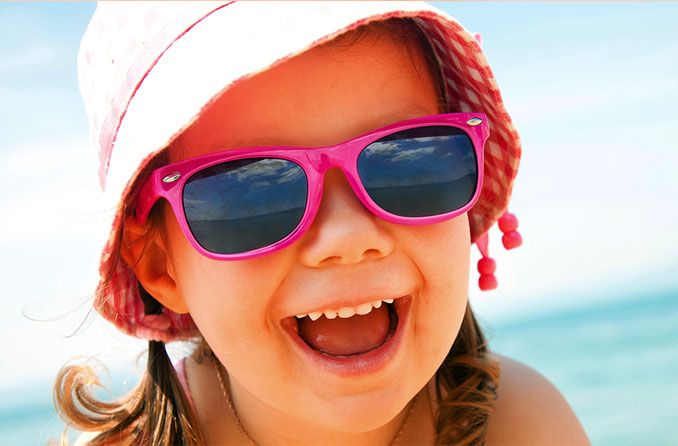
[163,30,470,431]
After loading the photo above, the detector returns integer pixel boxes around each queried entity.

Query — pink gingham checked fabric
[78,1,522,342]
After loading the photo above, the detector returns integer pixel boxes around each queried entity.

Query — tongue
[298,305,391,356]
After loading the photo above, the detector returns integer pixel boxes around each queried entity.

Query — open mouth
[295,300,398,357]
[280,295,411,376]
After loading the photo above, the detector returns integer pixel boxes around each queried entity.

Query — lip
[281,295,412,378]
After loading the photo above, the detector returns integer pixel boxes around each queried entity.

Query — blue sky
[1,2,677,389]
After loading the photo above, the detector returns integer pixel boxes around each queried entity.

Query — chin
[304,380,416,434]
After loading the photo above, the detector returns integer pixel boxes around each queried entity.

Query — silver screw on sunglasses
[163,172,181,183]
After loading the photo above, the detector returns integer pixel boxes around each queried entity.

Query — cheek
[403,214,470,368]
[170,244,303,415]
[163,207,288,350]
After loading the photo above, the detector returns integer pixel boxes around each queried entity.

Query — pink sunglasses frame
[135,112,488,261]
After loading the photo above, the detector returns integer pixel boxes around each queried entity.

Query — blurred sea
[2,287,677,445]
[486,287,678,446]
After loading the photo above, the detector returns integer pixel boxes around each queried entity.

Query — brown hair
[53,18,500,446]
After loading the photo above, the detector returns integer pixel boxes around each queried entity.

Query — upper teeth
[296,298,395,321]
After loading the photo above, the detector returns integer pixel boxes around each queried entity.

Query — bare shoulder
[485,352,591,446]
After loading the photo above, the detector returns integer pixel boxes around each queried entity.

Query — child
[55,2,589,445]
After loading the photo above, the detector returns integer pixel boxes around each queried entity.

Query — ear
[119,214,189,314]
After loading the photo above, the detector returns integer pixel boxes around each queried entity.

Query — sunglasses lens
[183,158,307,254]
[357,126,478,218]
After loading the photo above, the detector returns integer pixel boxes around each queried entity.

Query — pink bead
[479,274,497,291]
[498,212,518,233]
[502,231,523,250]
[473,32,483,46]
[478,257,496,275]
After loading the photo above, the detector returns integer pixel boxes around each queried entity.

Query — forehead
[170,27,440,162]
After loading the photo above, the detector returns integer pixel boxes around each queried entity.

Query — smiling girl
[55,2,589,445]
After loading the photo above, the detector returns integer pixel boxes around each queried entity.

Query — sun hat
[78,1,523,342]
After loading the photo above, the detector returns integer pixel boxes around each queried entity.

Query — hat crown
[78,1,223,188]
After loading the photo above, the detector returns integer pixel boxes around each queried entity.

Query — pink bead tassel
[475,232,497,291]
[498,211,523,250]
[475,210,523,292]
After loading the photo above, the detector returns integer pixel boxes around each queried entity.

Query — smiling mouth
[280,295,412,377]
[294,301,399,357]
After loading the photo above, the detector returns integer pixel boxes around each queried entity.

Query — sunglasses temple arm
[134,171,161,225]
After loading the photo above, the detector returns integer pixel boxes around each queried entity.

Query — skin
[120,26,590,446]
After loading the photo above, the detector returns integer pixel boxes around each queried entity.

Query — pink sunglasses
[135,112,488,260]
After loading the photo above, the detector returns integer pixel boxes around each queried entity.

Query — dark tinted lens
[183,158,307,254]
[357,126,478,217]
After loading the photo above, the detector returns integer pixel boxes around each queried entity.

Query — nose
[297,167,395,267]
